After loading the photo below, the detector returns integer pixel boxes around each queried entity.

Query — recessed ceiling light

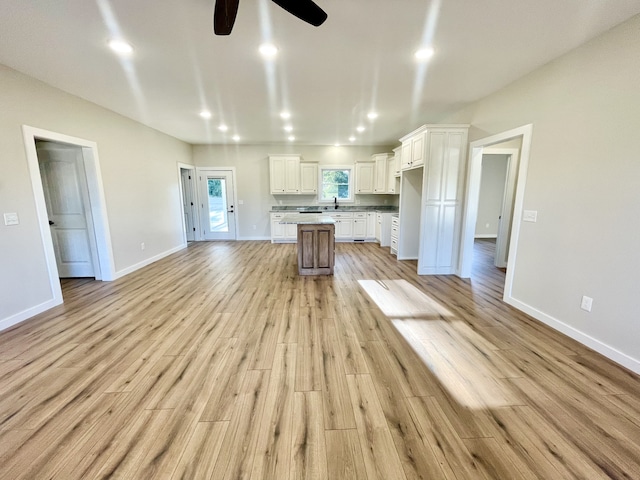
[259,43,278,58]
[288,135,295,141]
[218,124,228,132]
[280,111,291,119]
[367,112,378,120]
[334,143,341,147]
[349,136,356,142]
[356,126,365,132]
[199,110,212,119]
[232,135,240,141]
[415,47,435,61]
[284,125,293,132]
[108,39,133,56]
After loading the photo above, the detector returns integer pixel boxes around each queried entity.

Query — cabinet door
[366,212,376,238]
[355,162,374,194]
[334,219,353,238]
[270,214,285,242]
[386,157,396,193]
[419,129,468,274]
[353,219,367,239]
[269,157,286,193]
[373,156,387,193]
[411,133,425,167]
[393,148,402,175]
[300,163,317,194]
[285,223,298,239]
[284,157,301,193]
[401,141,412,169]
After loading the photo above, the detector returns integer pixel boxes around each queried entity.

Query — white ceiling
[1,0,639,146]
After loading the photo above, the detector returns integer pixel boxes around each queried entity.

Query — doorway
[458,124,533,301]
[475,148,519,269]
[197,168,238,240]
[23,126,115,306]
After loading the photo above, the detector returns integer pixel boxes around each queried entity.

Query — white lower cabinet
[390,215,399,256]
[272,210,395,243]
[328,212,354,240]
[270,213,297,243]
[366,212,376,239]
[353,212,367,240]
[376,212,393,246]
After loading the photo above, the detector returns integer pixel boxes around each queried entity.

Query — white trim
[113,243,187,279]
[474,234,498,239]
[0,298,62,333]
[238,236,271,241]
[505,296,640,374]
[459,124,534,300]
[21,126,116,301]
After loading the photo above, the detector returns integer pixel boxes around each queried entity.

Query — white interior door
[180,168,196,242]
[493,150,519,268]
[199,169,237,240]
[37,140,97,278]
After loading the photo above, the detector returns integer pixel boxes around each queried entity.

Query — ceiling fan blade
[214,0,240,35]
[270,0,328,27]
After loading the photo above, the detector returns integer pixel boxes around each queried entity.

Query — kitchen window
[319,167,353,203]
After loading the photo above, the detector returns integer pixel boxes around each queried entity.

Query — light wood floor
[1,239,639,479]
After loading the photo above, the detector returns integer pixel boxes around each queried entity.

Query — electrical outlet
[252,225,256,230]
[141,242,145,251]
[485,223,490,228]
[580,295,593,312]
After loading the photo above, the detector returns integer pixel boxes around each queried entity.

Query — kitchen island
[279,214,335,275]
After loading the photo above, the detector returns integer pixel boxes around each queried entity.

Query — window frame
[318,165,354,203]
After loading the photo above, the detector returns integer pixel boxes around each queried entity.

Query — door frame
[195,167,238,241]
[177,163,197,244]
[458,124,533,301]
[22,125,116,304]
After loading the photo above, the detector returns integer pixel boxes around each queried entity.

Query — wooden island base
[297,223,335,275]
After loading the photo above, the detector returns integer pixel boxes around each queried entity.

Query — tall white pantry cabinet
[399,125,469,275]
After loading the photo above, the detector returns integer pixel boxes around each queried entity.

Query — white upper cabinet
[300,163,318,194]
[356,153,395,195]
[400,126,428,170]
[270,155,317,195]
[355,162,375,194]
[373,154,388,193]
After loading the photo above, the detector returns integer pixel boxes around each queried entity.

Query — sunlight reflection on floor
[358,279,519,409]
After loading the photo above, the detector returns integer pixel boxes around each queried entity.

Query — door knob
[49,220,55,225]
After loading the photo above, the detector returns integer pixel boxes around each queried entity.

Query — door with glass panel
[198,169,236,240]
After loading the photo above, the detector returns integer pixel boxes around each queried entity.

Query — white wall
[475,154,508,238]
[0,64,192,328]
[191,144,398,239]
[446,14,640,370]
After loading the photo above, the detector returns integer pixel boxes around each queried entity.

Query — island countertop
[279,214,336,225]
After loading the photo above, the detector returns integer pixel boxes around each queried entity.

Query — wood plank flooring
[1,239,640,479]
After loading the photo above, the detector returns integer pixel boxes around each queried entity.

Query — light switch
[522,210,538,223]
[4,213,19,226]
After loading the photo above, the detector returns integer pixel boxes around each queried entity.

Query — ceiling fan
[214,0,328,35]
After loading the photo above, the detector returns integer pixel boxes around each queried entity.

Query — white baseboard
[238,236,271,241]
[505,295,640,375]
[114,243,187,280]
[0,297,63,333]
[474,234,498,239]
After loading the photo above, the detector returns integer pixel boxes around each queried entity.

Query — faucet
[334,196,338,209]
